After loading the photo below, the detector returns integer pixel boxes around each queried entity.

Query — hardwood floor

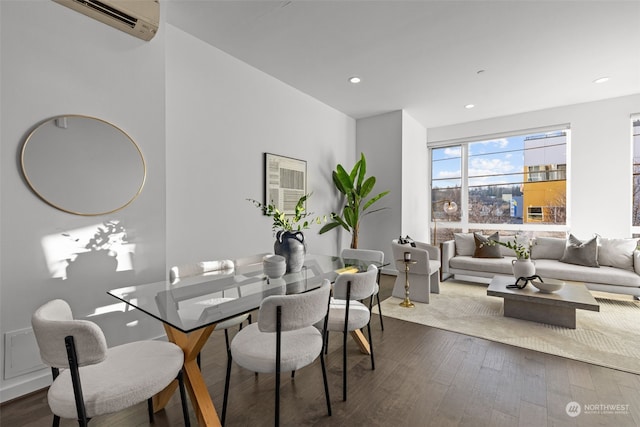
[2,274,639,426]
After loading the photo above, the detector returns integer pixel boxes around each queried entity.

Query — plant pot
[274,231,306,273]
[512,258,535,279]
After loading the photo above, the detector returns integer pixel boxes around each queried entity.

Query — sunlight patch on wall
[41,220,135,280]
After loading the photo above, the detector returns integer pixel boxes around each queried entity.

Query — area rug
[373,281,640,374]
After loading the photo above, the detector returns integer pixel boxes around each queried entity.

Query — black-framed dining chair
[31,299,191,427]
[222,280,332,427]
[340,248,385,330]
[324,264,377,401]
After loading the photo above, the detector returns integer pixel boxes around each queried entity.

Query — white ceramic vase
[263,254,286,279]
[512,258,535,279]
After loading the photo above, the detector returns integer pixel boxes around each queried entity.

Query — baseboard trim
[1,370,51,404]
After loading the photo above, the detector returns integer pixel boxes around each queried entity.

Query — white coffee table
[487,275,600,329]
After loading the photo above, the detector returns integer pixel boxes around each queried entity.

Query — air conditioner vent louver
[53,0,159,41]
[72,0,138,28]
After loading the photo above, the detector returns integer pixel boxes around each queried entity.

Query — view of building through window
[431,129,568,243]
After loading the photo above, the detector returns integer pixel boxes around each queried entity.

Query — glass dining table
[107,253,382,427]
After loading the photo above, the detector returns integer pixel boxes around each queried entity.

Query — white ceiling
[166,1,640,129]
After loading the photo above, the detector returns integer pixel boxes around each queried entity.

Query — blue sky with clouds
[432,131,568,188]
[432,136,526,188]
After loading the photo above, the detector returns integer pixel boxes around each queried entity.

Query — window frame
[429,126,571,240]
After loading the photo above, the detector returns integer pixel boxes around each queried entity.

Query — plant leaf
[334,165,353,193]
[362,190,390,211]
[343,205,358,228]
[349,158,362,186]
[360,176,375,198]
[319,221,341,234]
[356,152,366,190]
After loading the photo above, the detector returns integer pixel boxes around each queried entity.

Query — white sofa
[441,234,640,299]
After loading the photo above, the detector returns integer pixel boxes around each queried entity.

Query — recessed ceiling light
[593,77,609,84]
[348,76,361,84]
[465,104,475,109]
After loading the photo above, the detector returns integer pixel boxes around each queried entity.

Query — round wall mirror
[21,115,146,216]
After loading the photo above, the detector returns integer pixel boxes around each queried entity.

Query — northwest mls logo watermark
[566,401,581,417]
[566,401,630,417]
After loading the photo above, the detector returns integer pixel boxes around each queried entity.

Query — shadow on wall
[41,220,135,280]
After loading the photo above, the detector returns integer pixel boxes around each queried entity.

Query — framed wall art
[264,153,307,215]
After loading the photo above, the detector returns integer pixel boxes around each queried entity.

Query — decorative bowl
[531,278,565,293]
[263,254,286,279]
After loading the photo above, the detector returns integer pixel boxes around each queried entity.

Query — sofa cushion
[449,255,515,275]
[454,233,475,256]
[598,237,638,271]
[534,259,640,288]
[473,232,502,258]
[530,236,566,260]
[559,234,599,268]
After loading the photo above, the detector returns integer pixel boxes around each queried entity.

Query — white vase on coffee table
[512,258,535,279]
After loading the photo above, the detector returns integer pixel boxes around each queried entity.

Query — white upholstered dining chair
[222,280,332,426]
[169,260,251,354]
[340,248,385,330]
[324,264,377,401]
[391,239,441,303]
[31,299,190,427]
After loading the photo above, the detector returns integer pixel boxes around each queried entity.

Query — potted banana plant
[319,153,389,248]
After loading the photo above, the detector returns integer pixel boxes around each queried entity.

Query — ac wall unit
[53,0,159,41]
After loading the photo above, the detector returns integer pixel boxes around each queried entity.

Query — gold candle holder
[397,259,417,308]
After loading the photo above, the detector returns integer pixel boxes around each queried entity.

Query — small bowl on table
[531,278,565,293]
[263,254,286,279]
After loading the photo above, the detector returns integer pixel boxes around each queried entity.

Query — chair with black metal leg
[31,299,191,427]
[324,264,377,401]
[340,248,385,330]
[222,280,332,426]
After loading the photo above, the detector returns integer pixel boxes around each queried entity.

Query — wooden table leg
[350,329,370,354]
[161,324,221,426]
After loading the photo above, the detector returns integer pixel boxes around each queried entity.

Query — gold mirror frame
[21,115,146,216]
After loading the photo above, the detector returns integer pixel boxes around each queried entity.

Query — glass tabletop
[108,253,384,333]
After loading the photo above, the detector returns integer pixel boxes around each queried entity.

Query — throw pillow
[530,236,567,260]
[473,232,503,258]
[398,235,417,247]
[559,234,599,268]
[598,237,638,271]
[454,233,475,256]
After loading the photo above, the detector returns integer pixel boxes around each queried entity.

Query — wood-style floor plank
[1,274,638,426]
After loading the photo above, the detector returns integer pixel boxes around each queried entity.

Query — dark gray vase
[274,231,306,273]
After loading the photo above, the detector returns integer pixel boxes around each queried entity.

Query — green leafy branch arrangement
[248,194,325,233]
[487,239,531,259]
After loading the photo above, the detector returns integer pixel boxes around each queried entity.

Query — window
[527,206,543,221]
[431,128,569,242]
[431,146,462,222]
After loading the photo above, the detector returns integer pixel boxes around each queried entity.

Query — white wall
[401,111,429,243]
[165,25,354,266]
[0,0,168,400]
[0,3,355,402]
[356,111,402,265]
[428,94,640,238]
[356,110,429,267]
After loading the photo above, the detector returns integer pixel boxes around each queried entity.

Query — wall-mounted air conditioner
[53,0,159,41]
